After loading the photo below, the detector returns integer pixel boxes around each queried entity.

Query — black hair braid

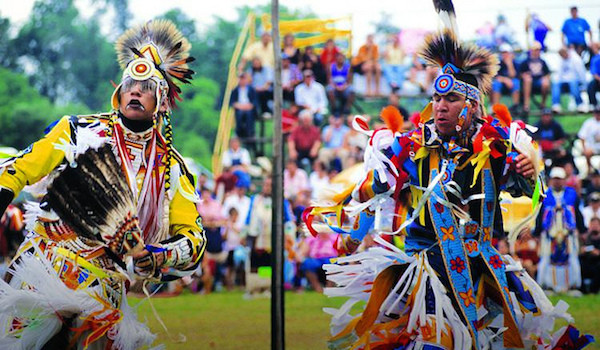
[163,112,173,192]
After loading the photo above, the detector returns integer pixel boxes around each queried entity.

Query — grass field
[131,290,600,349]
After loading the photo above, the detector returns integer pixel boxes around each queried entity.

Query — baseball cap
[549,167,566,179]
[499,43,513,53]
[530,41,542,51]
[590,192,600,202]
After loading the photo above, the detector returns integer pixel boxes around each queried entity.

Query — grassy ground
[130,290,600,349]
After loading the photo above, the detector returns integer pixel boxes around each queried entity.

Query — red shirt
[290,125,321,152]
[320,46,340,66]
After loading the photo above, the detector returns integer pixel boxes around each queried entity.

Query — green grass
[130,290,599,349]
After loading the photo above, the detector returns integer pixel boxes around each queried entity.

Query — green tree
[0,67,90,149]
[13,0,119,110]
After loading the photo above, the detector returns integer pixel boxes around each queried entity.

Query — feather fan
[46,145,143,256]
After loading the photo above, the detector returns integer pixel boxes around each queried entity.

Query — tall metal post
[270,0,285,349]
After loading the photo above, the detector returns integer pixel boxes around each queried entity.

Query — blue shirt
[562,18,590,45]
[590,54,600,77]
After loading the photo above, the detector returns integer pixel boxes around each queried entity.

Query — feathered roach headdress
[111,20,195,112]
[419,0,499,104]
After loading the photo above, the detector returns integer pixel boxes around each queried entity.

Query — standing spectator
[493,14,516,47]
[198,187,227,294]
[551,47,587,113]
[382,34,407,93]
[561,6,592,57]
[282,33,302,66]
[284,159,310,199]
[297,232,337,293]
[320,39,340,74]
[327,52,355,116]
[294,69,328,125]
[239,31,274,71]
[491,44,520,109]
[309,160,331,200]
[302,45,327,85]
[534,108,567,161]
[588,42,600,110]
[222,207,244,290]
[281,53,302,104]
[248,57,273,119]
[352,34,382,97]
[231,72,258,146]
[520,41,551,114]
[288,109,321,167]
[577,107,600,171]
[582,192,600,228]
[244,177,294,271]
[318,115,350,169]
[513,228,539,279]
[579,217,600,294]
[215,167,237,202]
[526,12,551,51]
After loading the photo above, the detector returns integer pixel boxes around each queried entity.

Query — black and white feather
[432,0,459,38]
[45,145,143,255]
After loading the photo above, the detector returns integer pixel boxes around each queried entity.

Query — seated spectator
[588,42,600,110]
[309,160,331,200]
[302,45,327,85]
[583,192,600,228]
[239,31,274,71]
[520,41,550,114]
[326,52,355,116]
[584,170,600,204]
[294,69,328,125]
[221,137,252,172]
[534,108,567,161]
[318,115,350,169]
[284,159,310,199]
[491,44,520,109]
[287,109,321,167]
[493,14,516,48]
[282,103,300,135]
[400,55,435,96]
[230,73,258,146]
[341,115,369,168]
[320,39,340,75]
[248,57,273,118]
[563,162,582,195]
[579,217,600,293]
[382,34,407,93]
[551,47,587,113]
[297,232,337,292]
[561,6,592,57]
[352,34,382,97]
[281,53,302,104]
[282,33,302,67]
[513,227,539,278]
[577,107,600,171]
[198,187,227,293]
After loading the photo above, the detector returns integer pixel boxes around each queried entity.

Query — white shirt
[222,193,251,229]
[309,172,331,199]
[582,205,600,228]
[294,81,328,114]
[578,118,600,153]
[221,147,251,168]
[555,50,586,83]
[284,168,309,199]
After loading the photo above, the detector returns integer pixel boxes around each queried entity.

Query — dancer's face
[432,92,468,137]
[119,80,157,121]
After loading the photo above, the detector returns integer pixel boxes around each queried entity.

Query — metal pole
[270,1,285,349]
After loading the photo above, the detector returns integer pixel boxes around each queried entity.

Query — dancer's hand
[132,245,165,277]
[515,154,534,178]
